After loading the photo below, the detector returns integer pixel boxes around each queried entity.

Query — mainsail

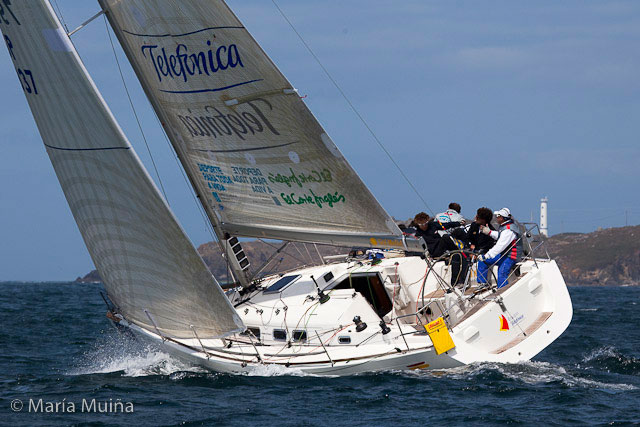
[100,0,422,251]
[0,0,243,338]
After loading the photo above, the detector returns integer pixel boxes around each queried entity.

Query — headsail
[0,0,243,338]
[99,0,423,251]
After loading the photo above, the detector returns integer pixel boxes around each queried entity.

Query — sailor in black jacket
[413,212,467,285]
[467,207,496,254]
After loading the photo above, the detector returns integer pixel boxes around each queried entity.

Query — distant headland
[76,225,640,287]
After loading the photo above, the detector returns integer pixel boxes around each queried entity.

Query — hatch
[330,273,393,317]
[263,275,301,294]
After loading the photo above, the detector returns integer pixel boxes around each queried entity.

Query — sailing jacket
[415,220,462,257]
[484,219,520,261]
[435,209,465,237]
[467,222,496,254]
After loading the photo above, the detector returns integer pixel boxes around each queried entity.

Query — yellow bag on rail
[425,317,455,355]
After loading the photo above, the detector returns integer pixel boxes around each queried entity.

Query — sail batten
[1,0,243,339]
[100,0,406,249]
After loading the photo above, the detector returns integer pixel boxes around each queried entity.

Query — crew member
[435,202,464,227]
[435,202,467,244]
[476,207,520,288]
[413,212,467,285]
[467,207,495,254]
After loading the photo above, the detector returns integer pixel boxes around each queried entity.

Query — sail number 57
[17,68,37,94]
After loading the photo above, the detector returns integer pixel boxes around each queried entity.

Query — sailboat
[1,0,572,375]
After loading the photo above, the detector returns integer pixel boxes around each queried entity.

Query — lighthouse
[540,197,549,237]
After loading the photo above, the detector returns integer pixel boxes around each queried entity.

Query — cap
[494,207,511,218]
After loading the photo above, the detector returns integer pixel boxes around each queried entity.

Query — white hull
[111,256,573,376]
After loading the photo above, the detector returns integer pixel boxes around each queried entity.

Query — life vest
[498,219,522,261]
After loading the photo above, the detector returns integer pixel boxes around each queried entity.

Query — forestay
[0,0,243,338]
[100,0,421,250]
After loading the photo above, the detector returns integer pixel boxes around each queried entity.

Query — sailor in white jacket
[476,208,520,288]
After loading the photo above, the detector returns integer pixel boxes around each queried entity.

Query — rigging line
[103,16,170,203]
[51,0,69,33]
[303,243,314,264]
[140,0,220,247]
[271,0,434,215]
[258,239,307,265]
[292,243,308,262]
[150,112,218,242]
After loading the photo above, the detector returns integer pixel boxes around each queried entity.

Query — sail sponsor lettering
[370,238,404,248]
[198,163,233,192]
[281,189,345,209]
[177,99,280,141]
[268,168,332,188]
[198,163,274,195]
[141,40,243,83]
[231,165,273,193]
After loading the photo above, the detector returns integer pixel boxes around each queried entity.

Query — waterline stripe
[159,79,263,94]
[122,26,245,38]
[45,144,130,152]
[196,141,298,154]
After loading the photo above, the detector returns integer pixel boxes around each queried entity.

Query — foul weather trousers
[477,255,515,288]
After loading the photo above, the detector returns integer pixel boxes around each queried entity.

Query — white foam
[416,361,636,391]
[70,332,204,378]
[244,363,315,377]
[83,350,195,377]
[582,346,618,363]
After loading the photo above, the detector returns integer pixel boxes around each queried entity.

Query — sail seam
[121,26,245,38]
[195,141,298,154]
[44,144,130,152]
[159,79,263,94]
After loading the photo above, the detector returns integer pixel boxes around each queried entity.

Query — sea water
[1,283,639,426]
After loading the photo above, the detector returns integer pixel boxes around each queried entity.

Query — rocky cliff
[545,225,640,286]
[76,225,640,286]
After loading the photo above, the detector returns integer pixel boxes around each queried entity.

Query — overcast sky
[1,1,639,281]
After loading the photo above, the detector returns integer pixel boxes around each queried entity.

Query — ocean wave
[581,346,640,376]
[69,330,204,378]
[414,361,636,391]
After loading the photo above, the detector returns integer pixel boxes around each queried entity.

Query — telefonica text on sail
[141,41,244,83]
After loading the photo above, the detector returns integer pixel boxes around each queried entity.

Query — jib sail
[0,0,243,338]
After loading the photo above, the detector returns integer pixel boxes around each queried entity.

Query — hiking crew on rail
[476,207,522,288]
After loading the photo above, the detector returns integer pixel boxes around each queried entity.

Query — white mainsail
[0,0,243,338]
[99,0,422,251]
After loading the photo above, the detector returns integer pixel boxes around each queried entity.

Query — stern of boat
[448,259,573,364]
